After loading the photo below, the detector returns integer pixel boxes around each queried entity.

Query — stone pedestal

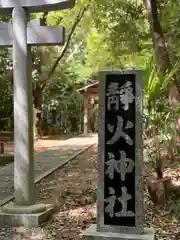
[0,203,53,227]
[84,225,155,240]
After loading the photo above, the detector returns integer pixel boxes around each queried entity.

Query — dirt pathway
[2,134,75,154]
[0,145,180,239]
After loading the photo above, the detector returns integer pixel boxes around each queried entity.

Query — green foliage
[0,81,12,130]
[168,185,180,218]
[169,199,180,218]
[159,1,180,62]
[40,64,83,133]
[0,50,13,130]
[143,61,180,169]
[90,0,149,56]
[85,29,117,73]
[0,0,179,139]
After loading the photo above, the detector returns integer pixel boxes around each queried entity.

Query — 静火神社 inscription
[83,70,155,239]
[98,70,144,234]
[104,74,136,227]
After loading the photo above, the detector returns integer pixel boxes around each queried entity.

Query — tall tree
[31,5,88,137]
[143,0,180,100]
[144,0,180,162]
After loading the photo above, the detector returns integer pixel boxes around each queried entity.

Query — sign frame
[97,70,144,234]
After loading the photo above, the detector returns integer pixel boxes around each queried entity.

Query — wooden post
[0,142,4,154]
[83,93,90,135]
[33,106,39,140]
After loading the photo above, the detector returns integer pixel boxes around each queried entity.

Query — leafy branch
[41,5,89,89]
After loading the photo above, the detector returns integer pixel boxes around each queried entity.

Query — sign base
[83,224,155,240]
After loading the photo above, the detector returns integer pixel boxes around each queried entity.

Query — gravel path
[0,145,98,240]
[0,144,180,240]
[0,134,97,206]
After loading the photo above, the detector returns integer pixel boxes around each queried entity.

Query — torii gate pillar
[13,7,35,207]
[0,0,75,227]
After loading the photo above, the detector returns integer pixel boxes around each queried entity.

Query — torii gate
[0,0,75,227]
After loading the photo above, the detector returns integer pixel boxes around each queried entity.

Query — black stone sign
[104,73,136,227]
[82,70,155,239]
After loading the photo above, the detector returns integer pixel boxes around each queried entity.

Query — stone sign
[0,0,75,227]
[83,70,155,239]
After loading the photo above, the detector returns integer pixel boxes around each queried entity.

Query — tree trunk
[33,106,39,140]
[143,0,180,97]
[69,117,78,132]
[33,85,43,139]
[144,0,180,162]
[30,7,88,139]
[146,176,171,205]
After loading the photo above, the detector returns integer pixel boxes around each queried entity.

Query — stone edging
[0,155,14,166]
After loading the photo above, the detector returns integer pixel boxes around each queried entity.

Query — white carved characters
[107,115,134,146]
[104,187,116,218]
[105,151,134,181]
[115,187,135,217]
[119,81,135,111]
[106,81,134,111]
[106,82,120,111]
[104,151,135,217]
[104,78,135,219]
[104,187,135,218]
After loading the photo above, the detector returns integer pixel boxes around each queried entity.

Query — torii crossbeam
[0,0,75,12]
[0,18,65,46]
[0,0,75,227]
